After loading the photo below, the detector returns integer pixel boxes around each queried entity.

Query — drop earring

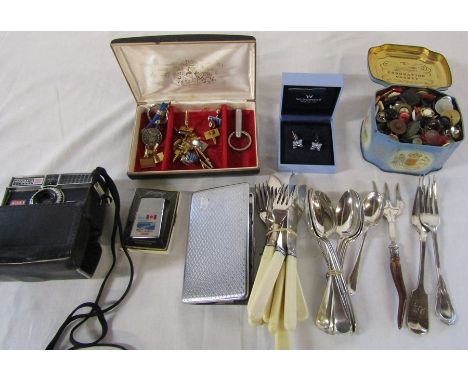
[292,131,303,149]
[310,134,323,151]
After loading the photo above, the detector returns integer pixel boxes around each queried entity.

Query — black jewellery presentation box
[111,34,259,178]
[278,72,343,173]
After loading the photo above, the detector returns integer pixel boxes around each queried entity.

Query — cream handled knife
[263,262,309,324]
[284,255,297,330]
[248,244,276,324]
[248,232,287,322]
[262,262,309,323]
[268,260,286,333]
[294,183,309,323]
[283,175,301,331]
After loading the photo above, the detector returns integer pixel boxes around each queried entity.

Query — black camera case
[0,173,109,280]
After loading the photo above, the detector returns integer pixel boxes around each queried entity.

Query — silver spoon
[347,191,384,295]
[330,190,357,334]
[336,190,363,263]
[330,190,362,333]
[306,190,337,333]
[307,190,356,334]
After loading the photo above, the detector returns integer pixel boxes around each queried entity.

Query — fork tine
[418,176,424,211]
[395,183,402,203]
[419,177,426,214]
[258,183,265,211]
[270,185,276,198]
[412,182,420,216]
[424,176,431,214]
[261,182,268,208]
[372,181,379,194]
[276,185,283,204]
[384,183,391,203]
[284,185,293,204]
[276,186,285,204]
[432,177,439,215]
[281,184,288,204]
[426,178,433,214]
[255,184,261,211]
[275,185,281,197]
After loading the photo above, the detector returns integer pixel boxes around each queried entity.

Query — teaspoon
[348,191,384,294]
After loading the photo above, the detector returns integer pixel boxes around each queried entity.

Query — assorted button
[375,86,463,146]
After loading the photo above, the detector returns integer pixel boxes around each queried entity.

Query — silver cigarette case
[182,183,252,304]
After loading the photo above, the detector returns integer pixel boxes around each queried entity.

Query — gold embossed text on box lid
[368,44,452,90]
[111,35,256,105]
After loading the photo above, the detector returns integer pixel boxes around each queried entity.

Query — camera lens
[29,187,64,205]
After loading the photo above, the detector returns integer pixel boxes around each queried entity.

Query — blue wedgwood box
[361,44,464,175]
[279,73,343,173]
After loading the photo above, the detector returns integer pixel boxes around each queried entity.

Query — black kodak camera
[0,172,110,280]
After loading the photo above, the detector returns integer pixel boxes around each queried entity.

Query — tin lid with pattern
[368,44,452,90]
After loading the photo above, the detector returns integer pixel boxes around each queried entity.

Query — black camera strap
[46,167,134,350]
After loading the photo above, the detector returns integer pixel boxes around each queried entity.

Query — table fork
[407,179,429,334]
[248,187,294,321]
[419,177,456,325]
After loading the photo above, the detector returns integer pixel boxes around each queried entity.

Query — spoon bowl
[308,190,336,239]
[335,190,363,261]
[362,192,385,228]
[335,190,355,238]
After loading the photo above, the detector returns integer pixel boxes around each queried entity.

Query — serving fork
[418,177,456,325]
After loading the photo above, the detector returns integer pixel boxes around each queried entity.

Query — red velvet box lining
[133,105,257,172]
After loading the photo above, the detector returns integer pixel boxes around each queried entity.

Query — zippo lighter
[130,197,166,240]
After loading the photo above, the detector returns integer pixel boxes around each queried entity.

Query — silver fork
[419,177,456,325]
[376,182,407,329]
[249,182,281,324]
[407,178,429,334]
[255,182,269,224]
[248,187,294,321]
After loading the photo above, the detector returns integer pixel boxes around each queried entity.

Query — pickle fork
[374,182,407,329]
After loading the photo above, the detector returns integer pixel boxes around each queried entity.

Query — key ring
[228,109,252,152]
[228,131,252,151]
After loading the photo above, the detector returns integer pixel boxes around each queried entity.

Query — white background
[1,0,467,376]
[1,31,467,351]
